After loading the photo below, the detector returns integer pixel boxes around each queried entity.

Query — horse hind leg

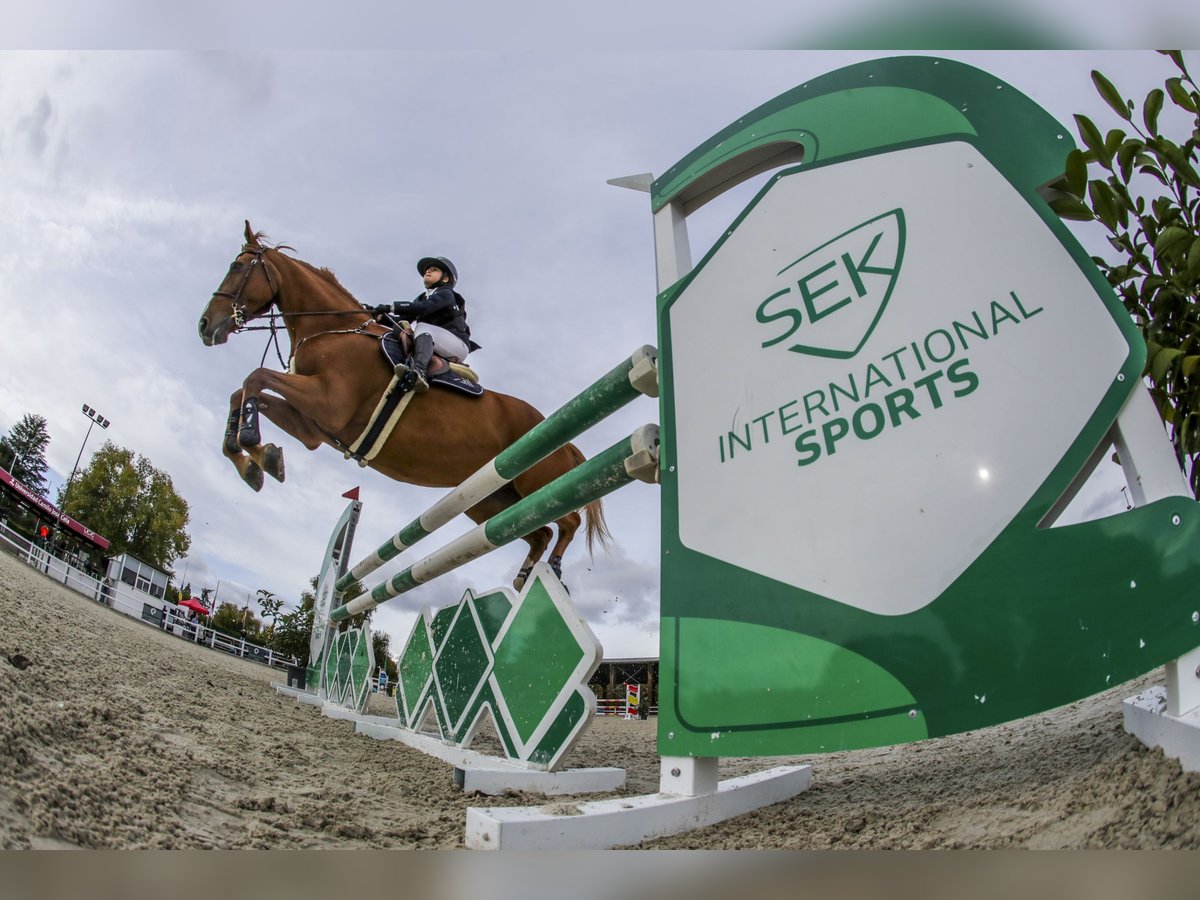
[547,510,582,585]
[513,525,552,591]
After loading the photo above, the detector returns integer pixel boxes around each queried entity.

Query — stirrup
[396,370,422,394]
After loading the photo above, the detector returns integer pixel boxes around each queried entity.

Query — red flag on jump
[342,486,360,500]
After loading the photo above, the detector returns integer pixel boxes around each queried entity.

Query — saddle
[343,326,483,467]
[380,328,484,398]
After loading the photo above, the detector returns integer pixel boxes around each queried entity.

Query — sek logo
[755,209,905,359]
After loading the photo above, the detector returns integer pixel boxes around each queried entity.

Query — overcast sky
[0,48,1190,659]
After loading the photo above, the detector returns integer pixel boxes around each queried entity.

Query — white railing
[0,520,296,672]
[158,606,296,671]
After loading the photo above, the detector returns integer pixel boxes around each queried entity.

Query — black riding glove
[369,304,393,316]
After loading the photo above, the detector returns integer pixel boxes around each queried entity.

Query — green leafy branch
[1051,51,1200,493]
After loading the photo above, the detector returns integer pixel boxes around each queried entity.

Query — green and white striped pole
[329,424,659,622]
[334,345,657,594]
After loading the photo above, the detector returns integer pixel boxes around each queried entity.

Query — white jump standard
[289,55,1200,850]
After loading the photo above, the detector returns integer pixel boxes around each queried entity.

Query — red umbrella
[179,597,210,616]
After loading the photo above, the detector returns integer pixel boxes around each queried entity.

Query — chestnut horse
[197,221,608,588]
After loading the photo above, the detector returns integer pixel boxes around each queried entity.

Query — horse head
[198,220,281,346]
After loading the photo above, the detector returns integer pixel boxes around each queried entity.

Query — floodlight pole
[53,404,110,553]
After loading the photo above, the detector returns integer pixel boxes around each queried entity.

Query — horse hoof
[513,566,532,591]
[264,444,285,482]
[243,463,264,492]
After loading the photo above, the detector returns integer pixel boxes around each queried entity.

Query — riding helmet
[417,256,458,285]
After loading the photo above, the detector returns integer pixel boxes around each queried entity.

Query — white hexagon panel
[666,140,1131,616]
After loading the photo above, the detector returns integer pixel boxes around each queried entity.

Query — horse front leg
[236,367,346,480]
[223,391,265,492]
[231,391,285,483]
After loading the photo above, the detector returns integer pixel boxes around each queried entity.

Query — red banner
[0,467,111,550]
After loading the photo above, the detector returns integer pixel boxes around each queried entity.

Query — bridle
[210,243,376,369]
[208,243,274,323]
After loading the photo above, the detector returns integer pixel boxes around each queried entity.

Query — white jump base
[353,717,625,796]
[273,685,626,797]
[273,683,325,706]
[1123,686,1200,773]
[465,764,812,850]
[1123,645,1200,773]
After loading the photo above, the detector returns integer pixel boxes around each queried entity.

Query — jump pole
[329,424,660,622]
[334,345,658,595]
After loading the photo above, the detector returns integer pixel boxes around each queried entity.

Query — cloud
[15,94,53,159]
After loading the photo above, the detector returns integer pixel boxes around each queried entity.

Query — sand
[2,548,1199,850]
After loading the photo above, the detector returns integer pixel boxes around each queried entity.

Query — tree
[270,583,316,664]
[59,441,191,568]
[257,589,283,636]
[1052,51,1200,492]
[373,630,396,680]
[210,601,261,640]
[0,413,51,494]
[267,575,369,666]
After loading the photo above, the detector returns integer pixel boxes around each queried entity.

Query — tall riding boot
[408,332,434,393]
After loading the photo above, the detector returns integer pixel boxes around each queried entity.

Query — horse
[197,221,609,588]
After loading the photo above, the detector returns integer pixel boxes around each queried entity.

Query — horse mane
[294,258,353,295]
[257,235,359,303]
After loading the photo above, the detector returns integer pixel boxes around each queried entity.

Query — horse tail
[565,443,612,555]
[584,498,612,556]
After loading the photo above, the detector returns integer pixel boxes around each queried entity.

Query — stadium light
[51,404,113,552]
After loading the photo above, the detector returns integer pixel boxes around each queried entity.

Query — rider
[371,256,477,392]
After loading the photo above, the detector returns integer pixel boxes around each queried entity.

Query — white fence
[0,520,296,673]
[594,696,657,718]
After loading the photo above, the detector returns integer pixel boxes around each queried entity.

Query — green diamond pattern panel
[472,590,513,645]
[325,632,343,700]
[388,564,602,770]
[350,628,373,712]
[311,627,374,713]
[432,602,494,729]
[337,632,356,706]
[491,577,586,745]
[396,612,436,728]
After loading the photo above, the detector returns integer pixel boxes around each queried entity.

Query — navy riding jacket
[391,285,479,350]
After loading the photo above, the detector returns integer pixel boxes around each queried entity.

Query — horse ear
[244,220,257,246]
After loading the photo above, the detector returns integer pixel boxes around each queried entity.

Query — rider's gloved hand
[368,304,393,316]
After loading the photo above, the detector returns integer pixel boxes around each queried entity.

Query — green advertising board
[655,56,1200,758]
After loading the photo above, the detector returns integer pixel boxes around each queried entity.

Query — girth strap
[345,371,416,466]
